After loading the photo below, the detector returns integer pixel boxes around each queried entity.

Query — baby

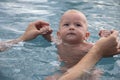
[56,10,93,68]
[45,10,95,80]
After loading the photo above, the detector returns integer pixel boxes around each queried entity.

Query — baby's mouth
[67,32,76,35]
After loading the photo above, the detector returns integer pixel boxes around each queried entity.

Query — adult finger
[34,20,49,30]
[33,20,49,26]
[110,30,119,38]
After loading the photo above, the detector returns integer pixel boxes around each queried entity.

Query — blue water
[0,0,120,80]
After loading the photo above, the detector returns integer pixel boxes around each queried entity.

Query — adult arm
[0,20,52,51]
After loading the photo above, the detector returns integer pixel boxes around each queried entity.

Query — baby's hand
[41,26,53,42]
[99,30,112,37]
[40,26,52,35]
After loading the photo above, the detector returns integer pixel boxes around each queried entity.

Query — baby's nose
[69,25,75,30]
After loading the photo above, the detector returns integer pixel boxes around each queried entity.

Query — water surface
[0,0,120,80]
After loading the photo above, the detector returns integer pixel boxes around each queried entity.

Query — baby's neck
[62,41,87,48]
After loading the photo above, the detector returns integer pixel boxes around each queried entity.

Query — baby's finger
[39,27,49,34]
[48,26,52,31]
[44,26,50,31]
[39,30,47,34]
[42,26,48,32]
[44,26,52,34]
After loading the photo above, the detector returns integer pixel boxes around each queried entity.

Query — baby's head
[57,10,90,44]
[59,10,88,29]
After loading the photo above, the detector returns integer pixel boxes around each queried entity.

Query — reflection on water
[0,0,120,80]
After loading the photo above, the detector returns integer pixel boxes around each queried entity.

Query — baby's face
[57,12,89,44]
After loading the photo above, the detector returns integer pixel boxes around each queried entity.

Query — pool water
[0,0,120,80]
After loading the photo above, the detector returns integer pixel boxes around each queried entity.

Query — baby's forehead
[60,11,87,23]
[64,10,84,15]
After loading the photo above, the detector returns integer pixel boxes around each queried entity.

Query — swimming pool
[0,0,120,80]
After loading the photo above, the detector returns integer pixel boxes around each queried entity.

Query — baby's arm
[0,20,53,51]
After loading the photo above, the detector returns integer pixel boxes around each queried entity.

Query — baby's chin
[63,38,82,44]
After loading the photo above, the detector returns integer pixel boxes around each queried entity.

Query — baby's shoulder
[83,42,94,50]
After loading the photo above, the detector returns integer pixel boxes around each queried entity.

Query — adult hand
[19,20,52,41]
[95,30,119,57]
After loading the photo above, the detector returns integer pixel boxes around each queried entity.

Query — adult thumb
[110,30,119,38]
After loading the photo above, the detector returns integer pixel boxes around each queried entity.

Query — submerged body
[57,42,93,68]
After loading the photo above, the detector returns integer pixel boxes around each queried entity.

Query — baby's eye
[76,24,82,27]
[63,23,69,27]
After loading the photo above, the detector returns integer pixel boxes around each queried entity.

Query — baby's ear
[85,32,90,40]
